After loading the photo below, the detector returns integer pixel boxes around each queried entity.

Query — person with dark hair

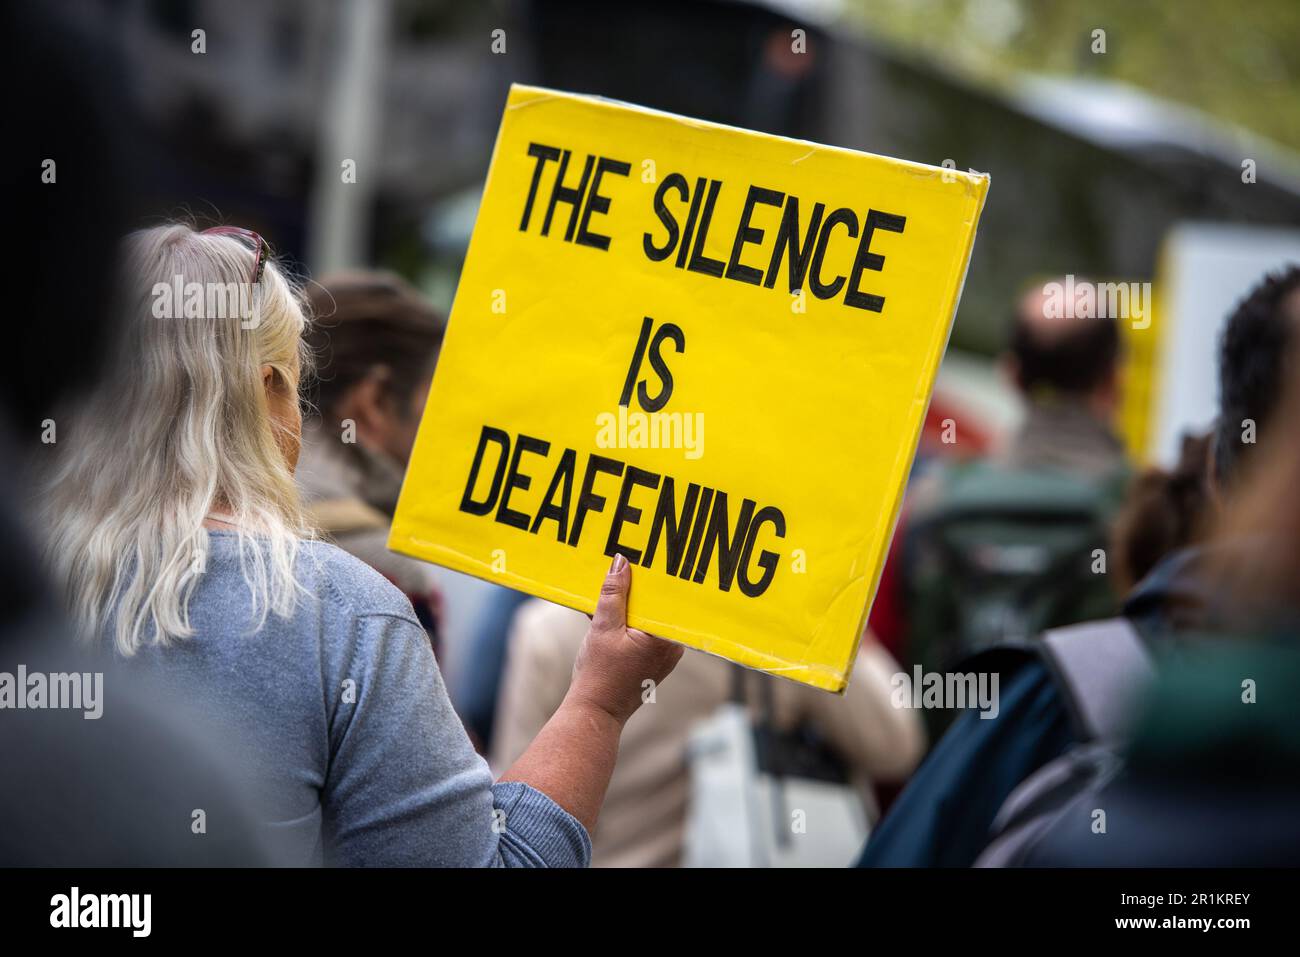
[1029,340,1300,866]
[1002,282,1125,475]
[1110,432,1213,595]
[1212,265,1300,490]
[296,272,447,645]
[1008,295,1120,396]
[303,271,446,461]
[860,267,1298,868]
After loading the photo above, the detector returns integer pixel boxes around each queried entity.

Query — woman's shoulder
[294,538,421,625]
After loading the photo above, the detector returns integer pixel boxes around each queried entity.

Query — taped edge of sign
[506,84,991,194]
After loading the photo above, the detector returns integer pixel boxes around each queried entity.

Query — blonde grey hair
[42,223,313,654]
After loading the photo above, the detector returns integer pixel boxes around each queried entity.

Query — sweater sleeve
[321,610,590,867]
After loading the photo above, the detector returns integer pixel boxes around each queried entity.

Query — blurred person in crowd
[1029,349,1300,866]
[298,272,444,647]
[288,271,537,752]
[39,223,683,866]
[1122,265,1300,638]
[1110,432,1212,594]
[1,3,268,865]
[457,585,534,750]
[860,265,1299,867]
[900,280,1130,738]
[1000,282,1129,478]
[492,602,925,866]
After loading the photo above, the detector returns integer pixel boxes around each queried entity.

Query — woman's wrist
[561,681,633,732]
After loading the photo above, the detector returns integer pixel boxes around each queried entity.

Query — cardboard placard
[390,84,989,691]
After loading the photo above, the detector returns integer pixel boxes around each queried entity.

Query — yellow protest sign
[390,84,989,692]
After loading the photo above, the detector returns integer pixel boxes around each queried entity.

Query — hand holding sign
[568,554,684,725]
[390,85,989,691]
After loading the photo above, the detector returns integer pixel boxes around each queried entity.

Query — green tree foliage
[847,0,1300,152]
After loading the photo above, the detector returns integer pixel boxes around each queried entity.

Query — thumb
[591,553,630,634]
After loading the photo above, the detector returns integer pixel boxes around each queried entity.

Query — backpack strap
[1036,618,1155,744]
[975,619,1154,867]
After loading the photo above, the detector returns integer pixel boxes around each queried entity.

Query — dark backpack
[974,618,1154,867]
[905,460,1129,681]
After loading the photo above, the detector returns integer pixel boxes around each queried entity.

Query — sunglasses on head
[201,226,267,285]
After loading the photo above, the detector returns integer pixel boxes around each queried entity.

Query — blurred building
[51,0,1300,353]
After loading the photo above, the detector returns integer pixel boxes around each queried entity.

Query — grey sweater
[121,530,589,867]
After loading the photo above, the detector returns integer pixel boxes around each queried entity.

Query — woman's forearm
[496,558,683,835]
[497,690,624,833]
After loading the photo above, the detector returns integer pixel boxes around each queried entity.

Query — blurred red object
[868,391,995,661]
[916,391,994,460]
